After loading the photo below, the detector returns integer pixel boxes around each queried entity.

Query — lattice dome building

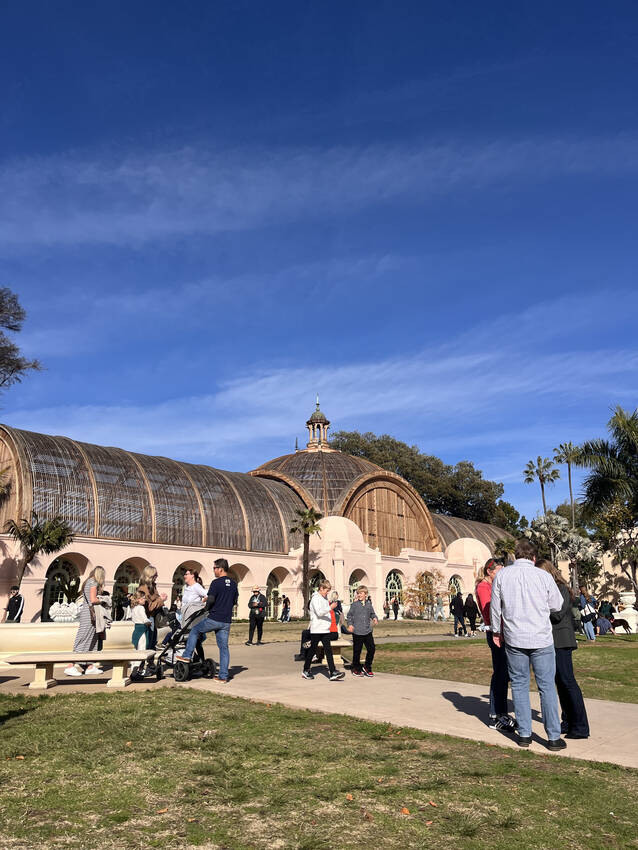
[0,403,507,624]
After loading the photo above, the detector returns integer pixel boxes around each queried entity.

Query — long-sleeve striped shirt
[490,559,563,649]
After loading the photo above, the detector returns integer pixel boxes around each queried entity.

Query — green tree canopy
[329,430,524,528]
[0,287,41,393]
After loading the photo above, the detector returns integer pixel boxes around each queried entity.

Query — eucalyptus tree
[5,511,75,588]
[523,456,560,516]
[554,442,579,529]
[290,507,323,613]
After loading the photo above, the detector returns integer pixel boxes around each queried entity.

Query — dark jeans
[486,630,509,716]
[352,632,376,672]
[248,614,265,643]
[303,633,336,675]
[453,614,466,635]
[555,647,590,736]
[467,615,477,631]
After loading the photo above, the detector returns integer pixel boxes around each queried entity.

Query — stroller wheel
[130,666,144,683]
[174,661,190,683]
[156,664,164,681]
[204,659,216,678]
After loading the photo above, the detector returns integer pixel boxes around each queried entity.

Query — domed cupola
[306,396,330,450]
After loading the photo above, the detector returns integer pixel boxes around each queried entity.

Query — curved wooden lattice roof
[431,513,507,551]
[252,449,380,514]
[0,425,305,554]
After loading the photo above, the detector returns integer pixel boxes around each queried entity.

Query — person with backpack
[463,593,479,635]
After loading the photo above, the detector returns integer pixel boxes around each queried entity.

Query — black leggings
[303,633,336,674]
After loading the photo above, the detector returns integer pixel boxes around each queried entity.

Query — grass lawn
[0,690,636,850]
[374,634,638,703]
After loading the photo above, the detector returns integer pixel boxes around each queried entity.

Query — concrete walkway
[2,640,637,770]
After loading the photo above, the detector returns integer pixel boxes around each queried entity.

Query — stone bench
[3,650,156,690]
[296,638,352,667]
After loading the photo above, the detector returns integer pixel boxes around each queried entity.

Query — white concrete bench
[3,650,155,690]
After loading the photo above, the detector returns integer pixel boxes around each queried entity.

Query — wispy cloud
[2,135,638,249]
[7,291,638,471]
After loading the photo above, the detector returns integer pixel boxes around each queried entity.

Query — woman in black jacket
[451,592,467,636]
[536,559,590,739]
[463,593,479,636]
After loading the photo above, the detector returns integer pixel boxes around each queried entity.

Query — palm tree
[290,506,323,613]
[577,406,638,518]
[523,456,560,516]
[493,537,516,564]
[5,511,75,588]
[554,441,579,529]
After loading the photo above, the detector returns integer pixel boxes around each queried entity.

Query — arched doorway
[309,570,326,596]
[385,569,404,604]
[348,569,368,603]
[112,562,141,621]
[41,558,81,622]
[267,573,280,620]
[448,576,462,608]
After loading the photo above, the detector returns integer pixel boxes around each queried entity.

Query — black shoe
[245,641,253,646]
[564,732,589,739]
[329,671,345,681]
[516,735,532,747]
[301,670,314,680]
[256,641,264,645]
[547,738,567,750]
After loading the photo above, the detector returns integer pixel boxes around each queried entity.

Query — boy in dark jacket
[347,585,378,677]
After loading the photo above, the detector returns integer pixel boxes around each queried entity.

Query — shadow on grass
[0,703,38,728]
[441,689,542,727]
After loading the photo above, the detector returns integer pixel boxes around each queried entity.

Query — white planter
[49,601,81,623]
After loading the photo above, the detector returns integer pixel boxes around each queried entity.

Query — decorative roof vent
[306,396,330,450]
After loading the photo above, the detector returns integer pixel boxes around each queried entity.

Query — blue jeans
[453,614,466,635]
[183,618,231,679]
[582,620,596,641]
[505,644,561,740]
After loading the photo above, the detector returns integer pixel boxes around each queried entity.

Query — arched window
[448,576,462,603]
[112,563,140,621]
[41,559,80,622]
[385,570,403,603]
[348,569,367,603]
[267,572,280,619]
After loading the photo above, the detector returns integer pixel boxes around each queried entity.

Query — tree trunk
[568,462,575,529]
[570,560,579,596]
[540,480,547,516]
[302,534,310,614]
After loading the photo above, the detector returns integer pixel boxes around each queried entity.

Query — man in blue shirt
[177,558,238,682]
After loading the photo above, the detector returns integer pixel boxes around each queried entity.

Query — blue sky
[1,1,637,521]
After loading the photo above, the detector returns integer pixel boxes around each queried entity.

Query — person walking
[578,586,597,642]
[537,559,590,739]
[347,585,378,677]
[176,558,238,683]
[392,597,400,620]
[434,593,445,621]
[475,560,516,732]
[3,586,24,622]
[491,539,565,750]
[64,567,106,677]
[301,580,345,681]
[279,595,291,622]
[450,592,467,636]
[246,585,267,645]
[383,599,390,619]
[463,593,479,635]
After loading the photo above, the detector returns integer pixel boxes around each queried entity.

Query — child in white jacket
[302,580,345,681]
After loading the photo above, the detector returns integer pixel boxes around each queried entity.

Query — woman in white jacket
[301,580,345,681]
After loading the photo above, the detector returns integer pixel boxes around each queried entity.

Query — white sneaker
[64,665,83,677]
[85,664,103,675]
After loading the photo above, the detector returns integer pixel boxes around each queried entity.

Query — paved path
[2,640,637,769]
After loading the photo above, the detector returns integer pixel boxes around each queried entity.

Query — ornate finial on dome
[295,436,299,453]
[306,397,330,450]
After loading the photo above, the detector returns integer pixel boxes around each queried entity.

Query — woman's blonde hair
[140,565,158,587]
[82,566,105,593]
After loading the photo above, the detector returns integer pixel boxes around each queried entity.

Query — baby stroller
[130,608,216,683]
